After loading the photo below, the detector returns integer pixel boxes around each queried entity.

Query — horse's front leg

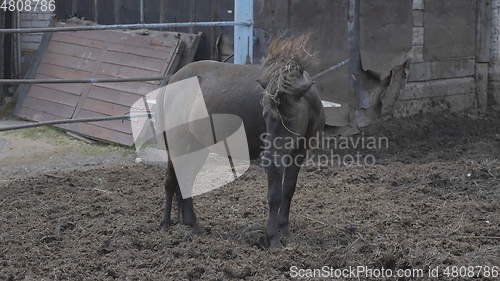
[176,187,201,233]
[264,156,284,248]
[278,149,305,237]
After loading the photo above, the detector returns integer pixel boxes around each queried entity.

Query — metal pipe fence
[0,114,149,132]
[0,77,165,85]
[0,21,250,34]
[0,0,254,133]
[0,0,254,88]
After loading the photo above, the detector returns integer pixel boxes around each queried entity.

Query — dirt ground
[0,112,499,281]
[0,123,135,178]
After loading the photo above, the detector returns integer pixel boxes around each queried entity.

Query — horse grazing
[160,35,325,247]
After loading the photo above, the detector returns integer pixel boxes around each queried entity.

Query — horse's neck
[278,94,305,118]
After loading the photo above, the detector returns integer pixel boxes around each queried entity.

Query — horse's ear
[256,79,267,89]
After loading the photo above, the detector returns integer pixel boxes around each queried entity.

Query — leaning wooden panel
[15,22,189,146]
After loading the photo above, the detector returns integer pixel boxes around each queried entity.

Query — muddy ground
[0,113,499,281]
[0,123,135,178]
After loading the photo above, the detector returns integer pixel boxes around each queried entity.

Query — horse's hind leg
[160,160,176,231]
[175,186,201,233]
[160,160,201,233]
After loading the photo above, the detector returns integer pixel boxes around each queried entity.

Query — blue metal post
[234,0,253,64]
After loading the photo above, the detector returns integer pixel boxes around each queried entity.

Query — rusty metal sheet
[15,23,201,146]
[360,0,413,80]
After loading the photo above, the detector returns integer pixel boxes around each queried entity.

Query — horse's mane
[262,34,313,71]
[260,34,314,116]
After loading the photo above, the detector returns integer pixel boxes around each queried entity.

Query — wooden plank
[475,63,488,112]
[81,98,130,116]
[68,122,133,146]
[107,42,175,59]
[28,85,80,107]
[37,63,93,80]
[70,40,109,135]
[408,59,476,82]
[51,32,105,49]
[77,109,132,133]
[87,86,143,107]
[393,93,476,118]
[65,28,177,49]
[46,41,101,60]
[53,31,177,52]
[34,74,86,95]
[66,132,96,144]
[17,106,69,122]
[100,51,165,72]
[97,62,160,81]
[476,0,491,62]
[21,96,75,118]
[41,53,96,73]
[400,77,475,100]
[92,79,158,95]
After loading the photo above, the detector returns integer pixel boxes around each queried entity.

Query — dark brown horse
[160,36,325,247]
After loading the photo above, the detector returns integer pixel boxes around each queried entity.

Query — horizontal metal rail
[0,21,251,34]
[0,114,150,132]
[312,59,350,80]
[0,77,165,85]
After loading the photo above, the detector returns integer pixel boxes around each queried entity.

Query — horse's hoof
[279,226,290,237]
[159,220,171,232]
[191,223,202,234]
[266,235,283,248]
[268,239,283,248]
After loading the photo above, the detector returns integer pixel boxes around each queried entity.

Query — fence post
[0,11,4,105]
[234,0,253,64]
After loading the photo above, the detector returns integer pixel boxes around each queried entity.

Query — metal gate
[0,0,254,144]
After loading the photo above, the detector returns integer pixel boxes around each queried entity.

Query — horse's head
[258,34,315,102]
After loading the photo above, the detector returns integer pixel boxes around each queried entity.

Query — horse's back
[169,61,266,159]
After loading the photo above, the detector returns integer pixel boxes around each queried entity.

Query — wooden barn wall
[53,0,486,123]
[392,0,484,117]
